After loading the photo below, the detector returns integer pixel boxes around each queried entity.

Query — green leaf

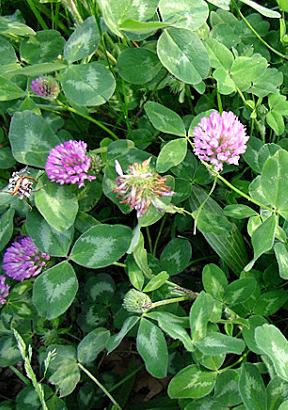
[156,139,187,173]
[168,365,217,399]
[224,277,257,305]
[160,238,192,275]
[224,204,258,219]
[157,28,210,85]
[85,273,115,303]
[60,62,116,106]
[267,377,288,410]
[189,186,248,275]
[144,101,186,136]
[98,0,158,37]
[46,345,80,397]
[0,37,17,64]
[190,291,214,341]
[214,370,241,407]
[147,311,194,351]
[231,55,268,91]
[261,150,288,216]
[204,38,234,70]
[32,261,78,320]
[126,255,145,290]
[64,16,100,64]
[77,328,110,364]
[242,315,268,354]
[239,0,281,18]
[143,271,169,292]
[0,17,35,37]
[107,316,140,353]
[196,332,245,355]
[0,75,26,101]
[274,242,288,279]
[268,94,288,116]
[8,111,61,167]
[20,30,64,64]
[0,208,14,252]
[35,176,78,232]
[266,111,285,136]
[255,324,288,381]
[26,209,74,257]
[70,224,132,268]
[202,263,228,299]
[0,147,16,169]
[117,48,161,85]
[119,19,170,33]
[245,215,277,271]
[239,363,267,410]
[207,0,230,9]
[136,318,168,378]
[159,0,209,31]
[254,290,288,316]
[250,68,283,98]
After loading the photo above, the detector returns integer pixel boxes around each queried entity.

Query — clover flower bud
[123,289,152,314]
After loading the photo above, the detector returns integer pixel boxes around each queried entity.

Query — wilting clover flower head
[2,237,50,281]
[7,167,34,200]
[31,76,59,99]
[45,140,96,188]
[123,289,152,314]
[0,276,10,305]
[114,158,174,218]
[193,111,249,171]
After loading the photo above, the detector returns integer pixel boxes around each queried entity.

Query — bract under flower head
[45,140,96,188]
[31,76,59,99]
[3,236,50,281]
[114,158,173,217]
[193,111,249,171]
[0,275,10,305]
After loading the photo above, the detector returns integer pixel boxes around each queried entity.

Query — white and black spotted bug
[5,167,37,200]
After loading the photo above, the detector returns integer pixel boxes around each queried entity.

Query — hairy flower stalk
[31,76,60,99]
[114,158,174,217]
[3,237,50,281]
[45,140,96,188]
[193,111,249,171]
[0,276,10,304]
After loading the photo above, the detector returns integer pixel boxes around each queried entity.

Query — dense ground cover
[0,0,288,409]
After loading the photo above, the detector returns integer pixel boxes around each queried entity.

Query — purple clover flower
[114,158,174,218]
[45,140,96,188]
[2,237,50,281]
[193,111,249,171]
[0,276,10,305]
[31,76,59,99]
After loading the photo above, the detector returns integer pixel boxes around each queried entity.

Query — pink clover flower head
[0,275,10,305]
[45,140,96,188]
[193,111,249,171]
[31,76,59,99]
[114,158,174,218]
[2,237,50,281]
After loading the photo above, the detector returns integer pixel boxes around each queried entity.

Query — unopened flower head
[3,237,50,281]
[193,111,249,171]
[0,275,10,305]
[114,158,173,217]
[45,140,96,188]
[31,76,59,99]
[7,167,34,200]
[123,289,152,314]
